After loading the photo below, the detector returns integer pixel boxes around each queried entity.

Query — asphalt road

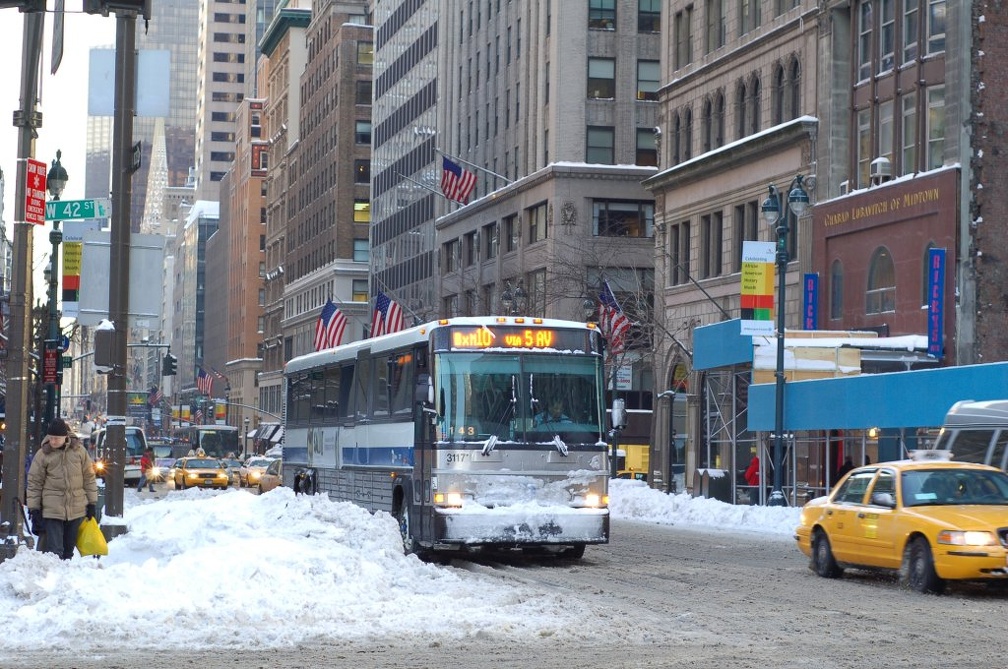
[12,517,1007,668]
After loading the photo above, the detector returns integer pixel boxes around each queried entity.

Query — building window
[593,200,655,237]
[858,0,872,82]
[700,212,723,278]
[353,160,370,184]
[732,201,759,273]
[443,238,460,272]
[484,223,498,259]
[636,128,658,166]
[878,99,894,164]
[356,80,372,105]
[738,0,761,34]
[586,126,615,164]
[527,202,548,243]
[503,214,519,252]
[355,120,372,145]
[639,0,661,32]
[353,199,370,224]
[903,0,919,62]
[589,0,616,30]
[588,58,616,98]
[927,0,945,54]
[353,239,369,262]
[706,0,727,53]
[857,108,871,188]
[702,92,725,152]
[830,259,844,320]
[352,279,368,302]
[671,221,691,286]
[681,106,693,160]
[866,246,896,314]
[637,60,660,101]
[675,6,694,69]
[879,0,895,73]
[357,41,373,65]
[464,231,477,265]
[926,85,945,170]
[901,93,918,175]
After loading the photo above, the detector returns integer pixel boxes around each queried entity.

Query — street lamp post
[243,416,250,459]
[44,150,68,430]
[760,174,810,507]
[657,390,676,493]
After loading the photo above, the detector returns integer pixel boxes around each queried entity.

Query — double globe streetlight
[44,150,68,430]
[760,174,810,507]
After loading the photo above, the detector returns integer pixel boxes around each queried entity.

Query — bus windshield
[434,352,603,444]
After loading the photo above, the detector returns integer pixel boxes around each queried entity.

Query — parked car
[795,451,1008,594]
[258,458,283,494]
[241,457,274,487]
[220,458,243,487]
[173,457,231,491]
[92,426,148,486]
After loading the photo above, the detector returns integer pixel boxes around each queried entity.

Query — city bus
[283,316,611,559]
[171,425,241,459]
[933,399,1008,470]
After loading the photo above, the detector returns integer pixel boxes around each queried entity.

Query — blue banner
[927,248,946,359]
[802,273,819,330]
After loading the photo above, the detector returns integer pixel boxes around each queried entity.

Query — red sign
[43,347,59,384]
[25,158,47,225]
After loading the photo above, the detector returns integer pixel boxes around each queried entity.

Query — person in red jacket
[136,447,156,493]
[743,454,761,504]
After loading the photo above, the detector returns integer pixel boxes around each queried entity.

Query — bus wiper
[529,372,540,417]
[481,434,499,456]
[550,434,568,456]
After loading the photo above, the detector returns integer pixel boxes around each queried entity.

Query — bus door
[350,349,372,467]
[412,368,434,542]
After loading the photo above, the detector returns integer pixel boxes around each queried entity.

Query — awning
[269,426,284,443]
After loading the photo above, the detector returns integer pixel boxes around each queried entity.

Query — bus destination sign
[442,326,589,351]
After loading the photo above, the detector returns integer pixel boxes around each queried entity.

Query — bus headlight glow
[584,493,601,507]
[434,491,463,507]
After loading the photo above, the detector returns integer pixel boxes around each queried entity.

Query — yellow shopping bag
[76,518,109,557]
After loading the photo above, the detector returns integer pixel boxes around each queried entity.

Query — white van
[91,426,148,485]
[932,399,1008,470]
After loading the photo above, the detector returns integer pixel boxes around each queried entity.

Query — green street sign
[62,355,73,369]
[44,198,111,221]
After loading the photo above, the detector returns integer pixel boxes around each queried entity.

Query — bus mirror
[427,379,435,405]
[611,398,626,431]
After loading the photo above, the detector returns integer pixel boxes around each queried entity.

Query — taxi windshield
[902,468,1008,506]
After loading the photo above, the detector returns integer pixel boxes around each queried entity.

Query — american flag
[598,280,632,354]
[440,156,477,204]
[370,291,405,337]
[194,408,204,425]
[148,386,163,406]
[313,299,348,351]
[196,367,213,395]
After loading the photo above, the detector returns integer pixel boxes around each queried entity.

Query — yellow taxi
[795,451,1008,594]
[172,457,231,491]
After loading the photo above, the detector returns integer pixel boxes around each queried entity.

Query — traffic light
[83,0,151,19]
[162,352,177,376]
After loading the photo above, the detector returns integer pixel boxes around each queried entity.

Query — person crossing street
[136,447,156,493]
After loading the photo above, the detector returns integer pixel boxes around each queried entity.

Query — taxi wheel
[902,537,946,594]
[812,530,843,578]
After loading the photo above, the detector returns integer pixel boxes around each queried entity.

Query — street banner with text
[740,241,776,336]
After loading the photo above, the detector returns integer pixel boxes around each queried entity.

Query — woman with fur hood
[27,418,98,559]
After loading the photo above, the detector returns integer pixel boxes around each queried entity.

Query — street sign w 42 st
[44,198,111,221]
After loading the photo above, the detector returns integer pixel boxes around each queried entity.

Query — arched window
[673,111,682,164]
[749,76,762,134]
[714,90,725,148]
[866,246,896,314]
[921,242,936,306]
[773,64,785,124]
[702,98,714,152]
[789,58,801,119]
[683,106,693,160]
[736,80,748,139]
[830,259,844,320]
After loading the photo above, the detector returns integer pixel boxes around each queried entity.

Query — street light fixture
[760,174,810,507]
[44,150,67,430]
[500,280,527,315]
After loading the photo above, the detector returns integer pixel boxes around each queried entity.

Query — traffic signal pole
[102,10,137,532]
[0,9,44,561]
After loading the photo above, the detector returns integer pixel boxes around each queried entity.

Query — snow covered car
[795,452,1008,594]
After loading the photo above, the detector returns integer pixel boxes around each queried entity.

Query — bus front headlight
[434,491,464,507]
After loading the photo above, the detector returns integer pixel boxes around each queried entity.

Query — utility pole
[102,10,138,531]
[0,9,45,562]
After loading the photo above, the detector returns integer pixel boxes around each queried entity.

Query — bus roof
[942,399,1008,428]
[284,316,599,375]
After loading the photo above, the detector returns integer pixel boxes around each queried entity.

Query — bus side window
[951,429,996,465]
[991,430,1008,471]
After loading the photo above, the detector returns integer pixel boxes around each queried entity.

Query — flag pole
[437,149,512,185]
[395,171,450,201]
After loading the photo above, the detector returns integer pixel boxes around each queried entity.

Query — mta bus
[283,316,611,559]
[933,399,1008,470]
[171,425,241,459]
